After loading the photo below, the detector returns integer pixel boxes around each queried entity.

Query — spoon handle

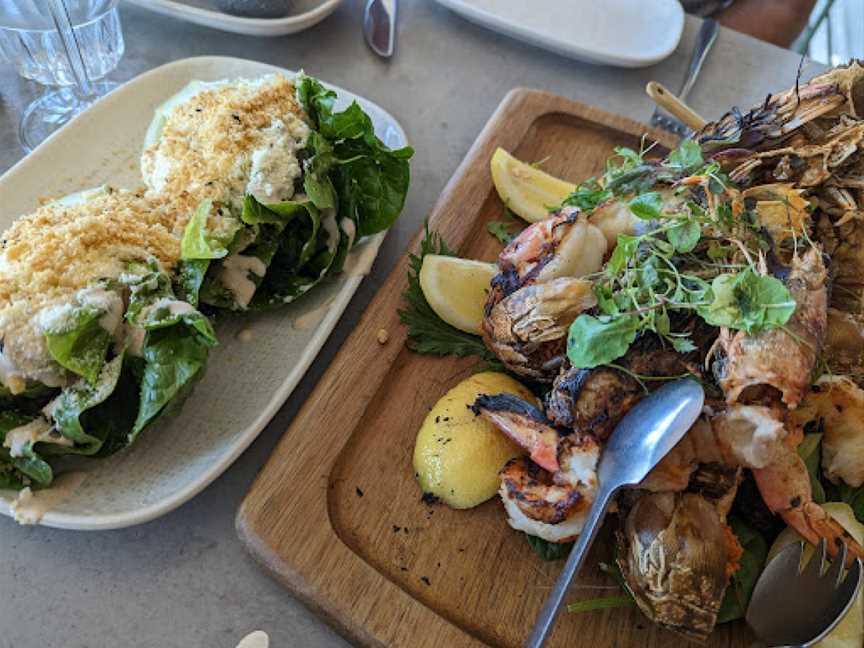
[524,484,618,648]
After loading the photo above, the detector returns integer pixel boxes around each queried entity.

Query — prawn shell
[716,248,827,408]
[617,492,729,642]
[481,277,595,382]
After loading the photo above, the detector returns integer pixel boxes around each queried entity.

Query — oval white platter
[122,0,343,37]
[0,56,407,530]
[434,0,685,68]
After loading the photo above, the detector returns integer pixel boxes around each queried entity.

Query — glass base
[19,81,118,153]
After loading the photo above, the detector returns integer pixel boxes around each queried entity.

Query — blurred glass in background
[0,0,124,151]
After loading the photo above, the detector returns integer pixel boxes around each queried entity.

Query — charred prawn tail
[545,363,642,439]
[471,393,561,472]
[546,349,702,439]
[696,61,864,161]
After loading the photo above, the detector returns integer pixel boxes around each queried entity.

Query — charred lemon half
[413,372,534,509]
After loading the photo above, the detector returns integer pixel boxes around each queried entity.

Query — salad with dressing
[0,73,412,511]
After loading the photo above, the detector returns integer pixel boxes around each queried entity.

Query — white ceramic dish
[434,0,685,68]
[123,0,342,37]
[0,56,407,530]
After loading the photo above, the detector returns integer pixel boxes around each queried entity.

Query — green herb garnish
[486,221,515,245]
[563,140,797,369]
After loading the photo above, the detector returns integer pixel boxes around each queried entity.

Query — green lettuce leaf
[132,322,213,438]
[174,259,210,307]
[43,305,111,384]
[296,74,413,238]
[200,195,340,310]
[0,412,53,486]
[181,200,240,260]
[51,353,126,454]
[123,263,217,437]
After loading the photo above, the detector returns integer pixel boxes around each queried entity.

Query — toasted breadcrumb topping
[141,74,310,214]
[0,188,191,388]
[0,188,181,308]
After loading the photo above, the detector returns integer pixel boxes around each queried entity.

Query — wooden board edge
[235,87,682,648]
[235,512,383,648]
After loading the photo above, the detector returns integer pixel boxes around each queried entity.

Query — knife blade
[363,0,396,58]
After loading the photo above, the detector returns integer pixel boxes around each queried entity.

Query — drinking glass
[0,0,125,151]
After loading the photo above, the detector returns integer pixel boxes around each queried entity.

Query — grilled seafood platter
[405,62,864,642]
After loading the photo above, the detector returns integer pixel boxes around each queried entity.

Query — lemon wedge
[490,147,576,223]
[419,254,496,334]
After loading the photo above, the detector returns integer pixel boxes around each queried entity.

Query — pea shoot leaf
[567,314,639,369]
[667,220,701,253]
[697,268,796,334]
[666,139,704,172]
[628,191,664,220]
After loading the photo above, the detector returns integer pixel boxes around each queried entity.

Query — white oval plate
[122,0,343,37]
[435,0,685,68]
[0,56,407,530]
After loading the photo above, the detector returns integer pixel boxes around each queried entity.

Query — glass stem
[47,0,96,99]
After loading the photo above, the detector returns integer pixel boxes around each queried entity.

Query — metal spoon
[525,378,705,648]
[747,539,863,647]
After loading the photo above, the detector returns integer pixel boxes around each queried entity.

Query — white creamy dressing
[340,217,357,250]
[3,418,71,457]
[10,472,87,525]
[148,297,196,318]
[219,254,268,309]
[342,240,379,277]
[235,631,269,648]
[126,324,147,357]
[34,286,124,338]
[321,209,339,253]
[292,297,335,331]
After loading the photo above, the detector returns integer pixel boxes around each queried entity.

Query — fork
[650,18,719,138]
[746,539,864,647]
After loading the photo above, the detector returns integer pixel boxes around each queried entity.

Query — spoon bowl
[747,539,863,647]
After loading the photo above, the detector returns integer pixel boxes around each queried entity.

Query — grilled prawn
[545,349,700,438]
[471,394,599,543]
[481,208,605,381]
[715,248,828,408]
[642,405,864,563]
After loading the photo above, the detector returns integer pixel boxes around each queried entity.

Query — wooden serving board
[237,89,750,648]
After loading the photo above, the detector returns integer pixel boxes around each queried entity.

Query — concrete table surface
[0,3,821,647]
